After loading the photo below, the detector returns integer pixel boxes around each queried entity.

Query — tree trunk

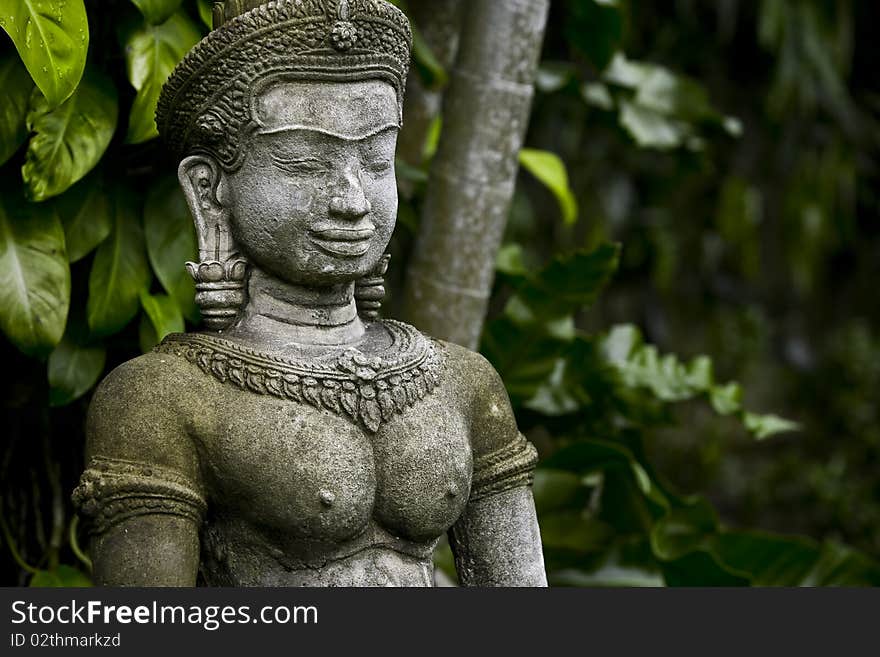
[401,0,550,349]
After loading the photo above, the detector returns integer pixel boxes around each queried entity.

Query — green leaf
[710,531,820,586]
[743,412,800,440]
[22,71,118,201]
[123,11,201,144]
[48,336,106,407]
[524,358,584,416]
[29,565,91,587]
[603,53,652,88]
[131,0,183,25]
[550,561,664,587]
[518,148,579,225]
[536,62,575,94]
[87,192,151,337]
[513,243,620,320]
[661,550,750,587]
[581,82,614,110]
[605,54,738,149]
[140,291,184,345]
[138,312,158,353]
[0,0,88,107]
[803,542,880,587]
[565,0,622,71]
[411,23,447,89]
[495,243,529,278]
[601,324,713,402]
[709,382,743,416]
[708,532,880,586]
[0,189,69,356]
[481,316,570,402]
[650,497,719,561]
[600,324,798,440]
[56,175,112,263]
[0,53,33,165]
[543,439,670,511]
[540,512,614,554]
[634,67,718,124]
[144,176,198,321]
[196,0,213,29]
[533,469,587,515]
[619,100,689,150]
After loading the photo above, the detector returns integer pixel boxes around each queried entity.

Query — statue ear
[178,155,237,263]
[178,156,248,331]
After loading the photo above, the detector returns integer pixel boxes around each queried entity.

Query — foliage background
[0,0,878,586]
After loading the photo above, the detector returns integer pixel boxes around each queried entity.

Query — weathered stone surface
[74,0,547,587]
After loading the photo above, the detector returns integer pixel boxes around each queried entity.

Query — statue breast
[199,381,472,546]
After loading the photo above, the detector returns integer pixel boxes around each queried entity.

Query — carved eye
[271,156,329,175]
[365,159,393,175]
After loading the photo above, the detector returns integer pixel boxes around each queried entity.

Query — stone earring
[186,222,249,331]
[355,254,391,321]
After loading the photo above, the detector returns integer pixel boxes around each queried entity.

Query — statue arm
[73,355,206,587]
[448,350,547,586]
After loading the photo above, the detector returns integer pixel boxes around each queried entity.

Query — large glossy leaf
[131,0,183,25]
[144,177,198,321]
[196,0,213,28]
[22,72,118,201]
[518,148,579,225]
[47,335,106,407]
[0,53,33,165]
[540,511,614,554]
[0,190,69,356]
[87,192,151,337]
[710,532,880,587]
[481,316,570,401]
[545,439,670,508]
[140,291,184,345]
[661,551,750,587]
[56,175,112,263]
[650,497,720,561]
[0,0,88,107]
[124,11,200,144]
[138,312,158,353]
[513,243,620,320]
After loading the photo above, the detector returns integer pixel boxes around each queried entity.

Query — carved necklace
[154,320,445,433]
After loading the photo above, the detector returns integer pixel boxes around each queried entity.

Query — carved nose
[329,170,371,220]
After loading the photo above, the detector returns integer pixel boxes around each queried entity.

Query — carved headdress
[156,0,412,168]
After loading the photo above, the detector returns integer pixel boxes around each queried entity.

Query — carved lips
[309,224,376,258]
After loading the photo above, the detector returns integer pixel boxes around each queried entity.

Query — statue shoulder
[438,341,520,458]
[85,347,205,475]
[439,340,539,502]
[77,348,207,544]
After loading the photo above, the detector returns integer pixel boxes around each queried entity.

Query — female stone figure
[73,0,546,587]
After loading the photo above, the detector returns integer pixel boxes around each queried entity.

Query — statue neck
[233,268,365,346]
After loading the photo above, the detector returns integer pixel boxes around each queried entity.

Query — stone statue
[73,0,547,587]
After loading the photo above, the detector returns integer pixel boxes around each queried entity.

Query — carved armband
[470,433,539,502]
[72,457,206,536]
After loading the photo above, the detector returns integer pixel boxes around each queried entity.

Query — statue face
[220,80,400,286]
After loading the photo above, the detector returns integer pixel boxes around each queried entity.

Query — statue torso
[154,320,473,586]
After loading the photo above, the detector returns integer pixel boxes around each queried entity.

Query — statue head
[156,0,411,329]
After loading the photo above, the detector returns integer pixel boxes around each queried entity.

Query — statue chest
[199,389,472,544]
